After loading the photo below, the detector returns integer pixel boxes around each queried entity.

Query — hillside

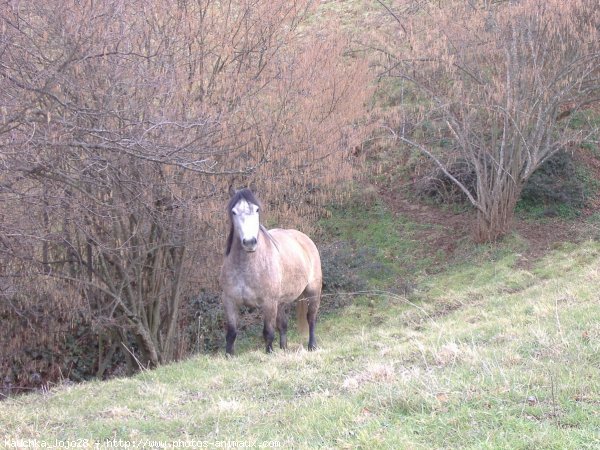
[2,1,599,448]
[2,231,599,448]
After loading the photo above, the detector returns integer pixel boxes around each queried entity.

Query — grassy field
[2,205,599,449]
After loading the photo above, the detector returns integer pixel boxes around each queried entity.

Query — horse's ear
[228,184,236,197]
[248,181,257,194]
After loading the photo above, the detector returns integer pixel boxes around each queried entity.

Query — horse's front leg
[262,303,277,353]
[276,303,288,351]
[223,298,238,356]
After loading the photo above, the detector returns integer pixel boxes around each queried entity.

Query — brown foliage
[0,0,370,384]
[378,0,600,241]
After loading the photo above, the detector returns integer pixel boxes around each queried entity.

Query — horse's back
[269,228,322,288]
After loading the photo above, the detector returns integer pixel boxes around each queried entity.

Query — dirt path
[378,185,587,265]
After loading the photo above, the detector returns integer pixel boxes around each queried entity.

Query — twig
[375,0,407,34]
[550,370,559,425]
[379,124,482,211]
[121,343,148,373]
[554,295,568,348]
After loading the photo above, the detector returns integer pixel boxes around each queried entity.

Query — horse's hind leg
[305,286,321,351]
[276,303,288,350]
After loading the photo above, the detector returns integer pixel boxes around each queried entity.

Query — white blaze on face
[231,199,260,252]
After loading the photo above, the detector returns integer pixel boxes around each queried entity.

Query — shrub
[518,151,588,216]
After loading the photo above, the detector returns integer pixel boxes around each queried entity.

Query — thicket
[0,0,369,393]
[377,0,600,241]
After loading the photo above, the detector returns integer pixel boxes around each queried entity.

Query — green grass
[3,235,600,448]
[319,200,447,288]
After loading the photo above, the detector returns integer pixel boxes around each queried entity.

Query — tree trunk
[474,181,521,243]
[475,209,514,243]
[133,321,160,369]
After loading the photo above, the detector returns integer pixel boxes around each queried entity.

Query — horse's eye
[232,211,237,216]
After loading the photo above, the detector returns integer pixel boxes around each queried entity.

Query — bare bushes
[0,266,89,394]
[378,0,600,241]
[0,0,370,385]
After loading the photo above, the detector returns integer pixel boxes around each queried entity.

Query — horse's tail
[296,299,309,336]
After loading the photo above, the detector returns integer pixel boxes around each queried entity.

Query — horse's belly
[226,279,303,308]
[226,283,265,309]
[278,280,308,304]
[239,293,261,309]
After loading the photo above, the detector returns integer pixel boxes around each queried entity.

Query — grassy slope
[2,206,599,449]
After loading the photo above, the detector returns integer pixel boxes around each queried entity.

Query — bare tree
[378,0,600,241]
[0,0,369,377]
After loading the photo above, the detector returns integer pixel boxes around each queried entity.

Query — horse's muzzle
[242,237,257,252]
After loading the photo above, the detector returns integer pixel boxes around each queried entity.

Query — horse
[219,188,322,355]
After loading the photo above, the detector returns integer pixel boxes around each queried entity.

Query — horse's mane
[225,188,263,256]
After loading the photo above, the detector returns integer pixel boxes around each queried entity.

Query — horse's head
[227,188,262,253]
